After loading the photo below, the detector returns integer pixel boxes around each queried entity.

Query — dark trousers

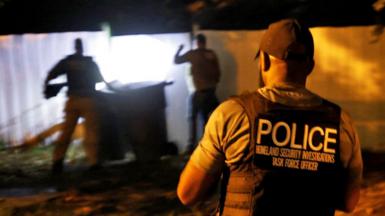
[187,88,219,152]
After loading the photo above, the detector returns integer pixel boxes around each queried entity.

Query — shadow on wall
[207,31,262,100]
[307,26,385,151]
[199,30,268,102]
[309,26,385,101]
[202,31,241,101]
[210,34,238,102]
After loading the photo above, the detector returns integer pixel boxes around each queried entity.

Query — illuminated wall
[201,26,385,152]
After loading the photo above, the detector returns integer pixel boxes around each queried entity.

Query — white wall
[0,32,193,153]
[105,33,191,152]
[0,32,109,146]
[1,26,384,153]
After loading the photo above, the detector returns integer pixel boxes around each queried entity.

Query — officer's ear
[261,51,271,72]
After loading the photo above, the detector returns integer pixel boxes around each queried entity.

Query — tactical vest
[65,55,101,96]
[218,92,343,216]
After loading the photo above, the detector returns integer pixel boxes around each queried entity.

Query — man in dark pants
[44,38,104,174]
[177,19,363,215]
[174,33,221,153]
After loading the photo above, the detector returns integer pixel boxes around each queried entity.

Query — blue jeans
[187,88,219,152]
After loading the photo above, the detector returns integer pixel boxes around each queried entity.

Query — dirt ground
[0,145,384,216]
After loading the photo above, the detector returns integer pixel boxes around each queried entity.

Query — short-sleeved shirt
[175,48,220,91]
[190,82,363,186]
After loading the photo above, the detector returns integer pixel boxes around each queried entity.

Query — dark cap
[258,19,314,60]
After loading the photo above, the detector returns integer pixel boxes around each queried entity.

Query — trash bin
[97,81,171,162]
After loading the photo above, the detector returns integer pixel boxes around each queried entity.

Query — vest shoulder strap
[229,92,267,164]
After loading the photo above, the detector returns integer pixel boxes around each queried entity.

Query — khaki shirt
[190,82,363,186]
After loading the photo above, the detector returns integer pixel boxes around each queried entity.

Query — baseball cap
[257,18,314,60]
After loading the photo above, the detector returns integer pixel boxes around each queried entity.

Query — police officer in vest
[44,38,104,174]
[177,19,363,216]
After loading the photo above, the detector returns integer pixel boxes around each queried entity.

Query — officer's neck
[265,74,307,88]
[266,67,307,87]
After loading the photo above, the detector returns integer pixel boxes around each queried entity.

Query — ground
[0,145,384,216]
